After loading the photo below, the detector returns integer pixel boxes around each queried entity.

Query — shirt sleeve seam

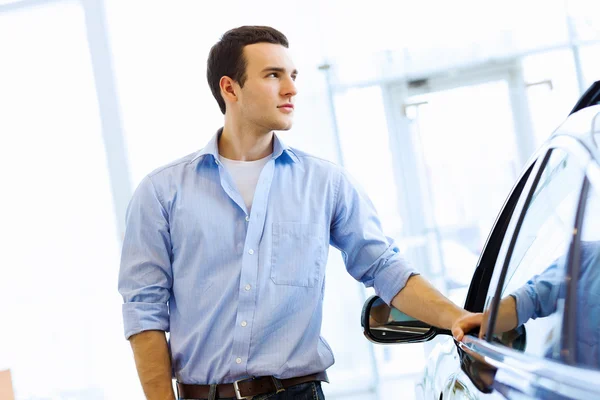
[146,175,169,216]
[332,169,343,224]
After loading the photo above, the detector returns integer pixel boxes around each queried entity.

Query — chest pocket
[271,222,325,287]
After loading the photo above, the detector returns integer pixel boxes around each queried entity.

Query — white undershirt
[219,153,272,212]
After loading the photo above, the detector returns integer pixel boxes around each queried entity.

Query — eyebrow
[261,67,299,75]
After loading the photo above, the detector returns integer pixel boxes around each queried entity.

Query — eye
[267,72,278,78]
[291,75,297,82]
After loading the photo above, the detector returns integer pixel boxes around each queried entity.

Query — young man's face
[234,42,298,133]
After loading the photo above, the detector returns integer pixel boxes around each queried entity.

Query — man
[119,26,481,400]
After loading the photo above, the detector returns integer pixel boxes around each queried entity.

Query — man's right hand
[478,296,518,339]
[451,312,484,341]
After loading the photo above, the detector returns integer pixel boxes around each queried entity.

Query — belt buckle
[233,376,255,400]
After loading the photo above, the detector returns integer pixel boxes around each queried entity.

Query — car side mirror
[361,295,452,344]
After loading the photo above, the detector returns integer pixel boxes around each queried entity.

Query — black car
[362,82,600,400]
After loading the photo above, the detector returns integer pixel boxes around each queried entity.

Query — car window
[481,156,547,315]
[464,163,536,313]
[485,148,585,360]
[573,180,600,370]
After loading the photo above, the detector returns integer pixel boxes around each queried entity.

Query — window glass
[521,49,580,148]
[481,162,540,315]
[579,43,600,89]
[573,180,600,370]
[0,2,134,399]
[403,80,520,307]
[486,149,584,360]
[468,162,536,315]
[324,85,397,396]
[567,0,600,42]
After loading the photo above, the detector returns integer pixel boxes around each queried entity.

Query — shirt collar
[272,132,300,163]
[191,128,221,163]
[191,128,300,164]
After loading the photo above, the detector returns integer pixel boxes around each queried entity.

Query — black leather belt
[177,373,320,399]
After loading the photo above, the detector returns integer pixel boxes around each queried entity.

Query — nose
[281,76,298,98]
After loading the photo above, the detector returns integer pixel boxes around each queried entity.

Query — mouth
[278,104,294,110]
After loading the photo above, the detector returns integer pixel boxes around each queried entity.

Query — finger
[479,321,487,339]
[452,327,463,341]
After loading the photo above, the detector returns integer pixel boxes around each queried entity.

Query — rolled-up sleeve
[118,175,173,339]
[330,169,419,305]
[511,260,564,327]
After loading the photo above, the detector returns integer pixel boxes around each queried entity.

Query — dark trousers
[179,381,325,400]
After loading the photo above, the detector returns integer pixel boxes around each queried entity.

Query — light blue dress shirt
[512,241,600,368]
[118,129,418,384]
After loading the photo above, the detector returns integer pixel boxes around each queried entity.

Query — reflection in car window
[488,149,585,360]
[502,152,573,287]
[574,183,600,370]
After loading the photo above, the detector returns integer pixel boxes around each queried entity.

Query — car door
[452,138,599,399]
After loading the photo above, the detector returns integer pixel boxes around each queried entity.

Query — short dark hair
[207,26,289,114]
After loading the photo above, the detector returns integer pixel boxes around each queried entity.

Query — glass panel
[0,3,137,399]
[573,182,600,370]
[104,2,224,186]
[488,149,584,360]
[331,85,424,395]
[567,0,600,42]
[479,162,538,317]
[321,86,393,397]
[579,43,600,89]
[327,0,570,87]
[334,86,403,235]
[320,251,379,396]
[405,80,520,305]
[522,49,581,147]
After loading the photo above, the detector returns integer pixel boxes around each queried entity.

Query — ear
[219,76,238,104]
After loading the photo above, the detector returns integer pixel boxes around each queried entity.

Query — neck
[219,116,274,161]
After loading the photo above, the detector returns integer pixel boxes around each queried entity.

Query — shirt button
[236,357,242,364]
[245,284,251,291]
[248,249,254,255]
[245,216,250,222]
[241,321,247,327]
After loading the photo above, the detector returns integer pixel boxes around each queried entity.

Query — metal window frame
[1,0,132,239]
[563,177,589,365]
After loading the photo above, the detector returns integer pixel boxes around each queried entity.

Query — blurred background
[1,0,599,398]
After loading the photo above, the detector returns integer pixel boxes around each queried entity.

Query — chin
[269,120,293,132]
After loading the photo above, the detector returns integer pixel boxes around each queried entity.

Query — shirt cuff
[511,286,535,327]
[374,258,420,305]
[122,302,170,339]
